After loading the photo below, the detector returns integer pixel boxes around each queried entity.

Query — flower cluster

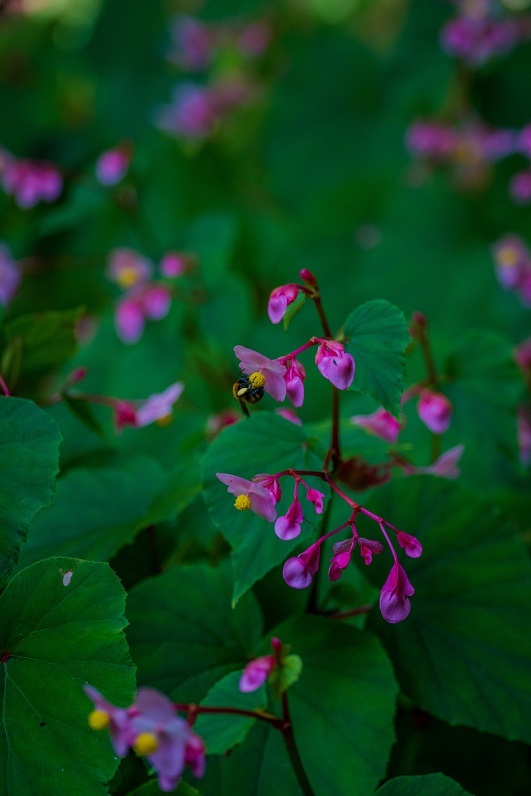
[440,0,523,66]
[0,148,62,208]
[217,468,422,623]
[85,685,205,792]
[0,244,21,307]
[107,248,191,343]
[157,13,271,141]
[491,235,531,307]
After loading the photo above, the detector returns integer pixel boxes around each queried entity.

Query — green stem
[281,693,315,796]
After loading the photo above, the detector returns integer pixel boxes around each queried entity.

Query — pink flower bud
[95,147,130,186]
[306,488,324,514]
[379,561,415,624]
[315,340,355,390]
[239,655,275,692]
[275,498,303,540]
[160,252,187,278]
[417,390,453,434]
[299,268,317,286]
[267,284,300,324]
[351,407,401,443]
[284,358,306,407]
[395,530,423,559]
[283,540,322,589]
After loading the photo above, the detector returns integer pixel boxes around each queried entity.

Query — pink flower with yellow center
[216,473,277,522]
[234,345,287,401]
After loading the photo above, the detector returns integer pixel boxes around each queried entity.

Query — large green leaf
[376,773,473,796]
[0,557,135,796]
[444,330,522,460]
[367,476,531,742]
[0,397,62,586]
[195,671,266,755]
[128,781,201,796]
[344,300,410,418]
[3,308,83,384]
[203,412,325,604]
[18,456,166,570]
[126,563,263,703]
[274,615,398,796]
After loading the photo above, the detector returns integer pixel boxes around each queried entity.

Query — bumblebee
[232,371,266,418]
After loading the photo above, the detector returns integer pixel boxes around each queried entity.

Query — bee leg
[239,398,251,419]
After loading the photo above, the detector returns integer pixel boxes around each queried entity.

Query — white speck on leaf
[62,570,73,586]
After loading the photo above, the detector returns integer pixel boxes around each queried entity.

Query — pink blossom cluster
[216,469,422,623]
[406,120,515,165]
[234,337,354,411]
[158,12,270,141]
[491,235,531,306]
[107,248,190,343]
[156,80,253,140]
[167,15,271,71]
[0,149,62,208]
[0,244,21,307]
[440,1,520,65]
[515,338,531,466]
[85,685,205,792]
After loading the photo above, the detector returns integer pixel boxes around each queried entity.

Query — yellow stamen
[498,247,518,268]
[155,413,173,427]
[249,372,266,389]
[234,494,252,511]
[116,267,140,288]
[88,709,110,731]
[134,732,159,756]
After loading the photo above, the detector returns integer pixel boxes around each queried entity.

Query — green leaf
[444,329,522,460]
[203,412,325,604]
[283,292,306,331]
[18,456,167,570]
[269,654,302,699]
[344,300,410,418]
[187,213,238,290]
[273,615,399,796]
[127,563,263,703]
[3,308,83,384]
[367,476,531,743]
[127,780,201,796]
[62,393,106,437]
[195,671,267,755]
[212,721,300,796]
[0,557,135,796]
[0,397,62,586]
[376,773,474,796]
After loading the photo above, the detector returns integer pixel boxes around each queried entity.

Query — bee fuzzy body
[233,374,265,418]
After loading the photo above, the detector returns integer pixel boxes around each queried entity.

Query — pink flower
[157,84,218,140]
[328,537,356,581]
[239,655,275,692]
[284,358,306,407]
[238,22,271,57]
[169,16,212,70]
[114,400,138,431]
[135,382,184,427]
[406,121,456,159]
[160,252,187,278]
[510,170,531,205]
[115,283,172,344]
[130,688,205,792]
[306,488,324,514]
[267,284,300,324]
[492,235,529,291]
[358,537,384,565]
[253,473,282,503]
[417,390,453,434]
[84,685,134,757]
[515,338,531,376]
[379,561,415,624]
[95,147,129,186]
[216,472,277,522]
[107,248,153,288]
[440,15,517,65]
[0,244,21,307]
[206,408,240,438]
[315,340,355,390]
[275,497,303,540]
[234,345,287,401]
[517,405,531,466]
[115,298,145,344]
[275,407,303,425]
[351,407,401,443]
[283,540,322,589]
[1,155,62,208]
[395,531,422,558]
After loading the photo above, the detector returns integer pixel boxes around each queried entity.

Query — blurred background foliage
[0,0,530,794]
